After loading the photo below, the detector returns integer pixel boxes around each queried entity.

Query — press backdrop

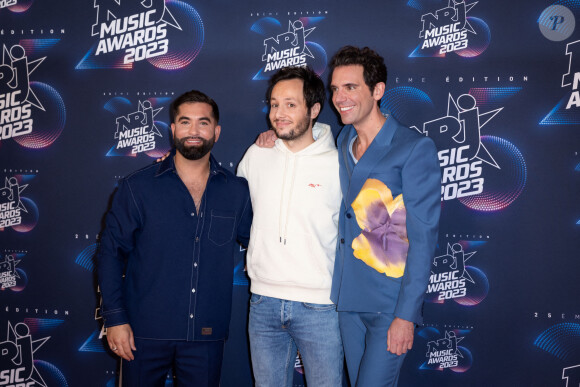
[1,0,579,386]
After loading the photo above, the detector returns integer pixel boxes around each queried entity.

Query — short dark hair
[170,90,219,123]
[266,66,325,121]
[329,46,387,93]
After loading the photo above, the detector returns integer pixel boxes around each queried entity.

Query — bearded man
[97,90,252,387]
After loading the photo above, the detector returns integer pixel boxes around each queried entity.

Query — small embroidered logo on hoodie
[308,184,321,188]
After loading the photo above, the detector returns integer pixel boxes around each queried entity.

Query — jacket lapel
[346,116,398,207]
[338,126,354,209]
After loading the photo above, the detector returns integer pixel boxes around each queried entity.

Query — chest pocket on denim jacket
[208,209,236,246]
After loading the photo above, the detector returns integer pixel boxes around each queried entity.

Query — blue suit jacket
[330,115,441,324]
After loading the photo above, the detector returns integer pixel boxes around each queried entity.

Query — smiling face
[330,64,383,129]
[269,78,314,142]
[171,102,220,161]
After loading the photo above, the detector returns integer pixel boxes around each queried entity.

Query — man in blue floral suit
[329,46,441,387]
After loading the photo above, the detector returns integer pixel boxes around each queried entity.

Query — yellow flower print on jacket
[351,179,409,278]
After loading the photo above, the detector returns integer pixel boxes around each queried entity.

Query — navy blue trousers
[120,338,225,387]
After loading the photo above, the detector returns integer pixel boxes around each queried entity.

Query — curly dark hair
[329,46,387,93]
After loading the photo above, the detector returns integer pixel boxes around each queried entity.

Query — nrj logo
[0,321,50,386]
[112,100,162,155]
[78,0,205,70]
[411,0,490,58]
[104,97,171,158]
[0,177,27,229]
[0,44,42,141]
[426,241,489,306]
[0,254,20,289]
[0,43,65,149]
[262,20,314,72]
[91,0,178,65]
[417,93,502,202]
[427,243,475,302]
[419,327,473,372]
[425,331,464,370]
[0,174,38,232]
[389,87,526,211]
[562,40,580,110]
[540,40,580,124]
[251,17,327,80]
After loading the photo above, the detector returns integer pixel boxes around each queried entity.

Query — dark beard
[174,136,215,160]
[273,113,311,141]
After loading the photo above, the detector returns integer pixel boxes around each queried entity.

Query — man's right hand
[255,130,276,148]
[107,324,136,361]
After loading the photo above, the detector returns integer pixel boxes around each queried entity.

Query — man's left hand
[387,317,414,356]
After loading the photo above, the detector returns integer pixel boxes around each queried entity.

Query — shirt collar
[155,149,228,181]
[208,153,228,181]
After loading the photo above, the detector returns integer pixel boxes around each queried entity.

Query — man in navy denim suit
[98,90,252,387]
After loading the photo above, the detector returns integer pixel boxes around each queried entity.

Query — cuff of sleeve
[102,309,129,328]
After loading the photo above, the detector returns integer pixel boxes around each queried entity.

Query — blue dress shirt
[97,152,252,341]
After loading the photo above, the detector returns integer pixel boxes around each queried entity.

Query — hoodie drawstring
[279,154,288,243]
[279,154,298,245]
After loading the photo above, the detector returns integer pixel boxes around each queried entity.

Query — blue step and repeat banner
[1,0,579,386]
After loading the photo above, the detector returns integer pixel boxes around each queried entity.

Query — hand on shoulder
[255,130,276,148]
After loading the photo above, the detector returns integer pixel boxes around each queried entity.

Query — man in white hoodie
[237,67,343,387]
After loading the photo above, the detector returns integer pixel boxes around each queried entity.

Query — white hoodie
[237,123,341,304]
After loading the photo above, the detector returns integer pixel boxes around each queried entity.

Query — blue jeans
[249,294,344,387]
